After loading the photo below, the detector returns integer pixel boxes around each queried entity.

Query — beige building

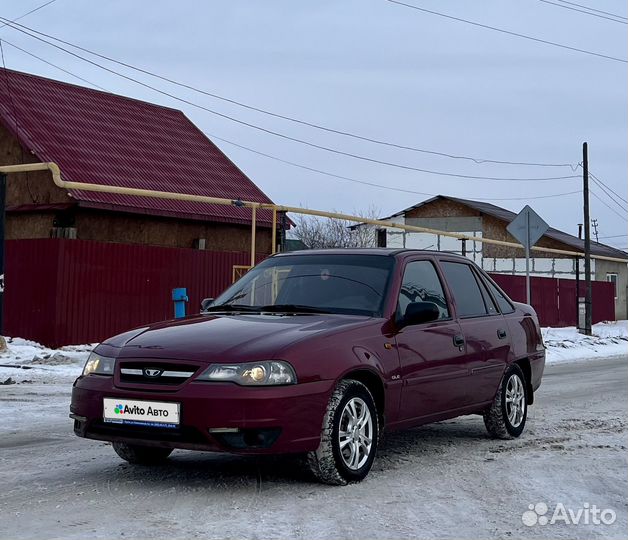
[376,196,628,320]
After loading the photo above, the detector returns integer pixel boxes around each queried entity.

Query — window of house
[440,262,488,318]
[606,273,618,299]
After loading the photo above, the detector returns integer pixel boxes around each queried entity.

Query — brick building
[377,196,628,319]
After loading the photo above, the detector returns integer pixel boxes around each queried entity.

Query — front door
[395,259,469,422]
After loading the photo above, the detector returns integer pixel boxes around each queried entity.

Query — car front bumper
[70,375,334,454]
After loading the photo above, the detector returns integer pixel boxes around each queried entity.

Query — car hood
[99,312,374,362]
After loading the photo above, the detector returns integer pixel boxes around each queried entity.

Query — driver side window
[398,260,450,320]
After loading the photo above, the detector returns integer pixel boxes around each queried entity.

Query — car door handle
[497,329,507,340]
[453,334,465,347]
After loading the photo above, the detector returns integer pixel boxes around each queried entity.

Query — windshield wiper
[257,304,332,314]
[204,304,262,313]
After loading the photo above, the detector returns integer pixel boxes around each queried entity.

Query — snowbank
[0,337,93,384]
[543,320,627,364]
[0,321,625,383]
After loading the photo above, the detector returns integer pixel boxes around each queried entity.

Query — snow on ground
[0,337,94,384]
[0,320,625,385]
[543,320,627,364]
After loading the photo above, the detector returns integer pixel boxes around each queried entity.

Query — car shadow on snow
[93,418,490,487]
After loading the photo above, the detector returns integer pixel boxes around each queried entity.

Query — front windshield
[211,254,394,316]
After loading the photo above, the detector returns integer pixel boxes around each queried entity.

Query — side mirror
[400,301,440,328]
[200,298,214,312]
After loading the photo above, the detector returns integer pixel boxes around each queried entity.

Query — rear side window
[475,272,499,316]
[398,260,450,320]
[440,262,487,318]
[485,279,515,314]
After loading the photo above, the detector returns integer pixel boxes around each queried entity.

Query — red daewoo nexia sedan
[71,249,545,484]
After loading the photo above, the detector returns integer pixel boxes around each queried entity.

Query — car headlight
[82,352,116,376]
[197,361,297,386]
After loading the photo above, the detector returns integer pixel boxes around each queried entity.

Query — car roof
[272,248,471,262]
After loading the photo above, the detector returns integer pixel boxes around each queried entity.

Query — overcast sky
[1,0,626,248]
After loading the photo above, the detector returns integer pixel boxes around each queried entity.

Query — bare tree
[290,206,380,249]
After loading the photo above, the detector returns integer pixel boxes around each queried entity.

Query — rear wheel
[306,379,379,485]
[484,364,527,439]
[112,442,173,465]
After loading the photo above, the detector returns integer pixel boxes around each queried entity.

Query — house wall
[383,197,627,320]
[0,124,272,253]
[595,259,628,320]
[0,122,70,207]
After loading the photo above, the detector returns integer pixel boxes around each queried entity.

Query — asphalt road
[0,356,626,540]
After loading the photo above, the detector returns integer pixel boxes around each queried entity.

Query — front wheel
[484,364,528,439]
[306,379,379,485]
[112,442,173,465]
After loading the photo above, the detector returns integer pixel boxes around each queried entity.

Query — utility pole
[582,142,592,336]
[591,218,599,242]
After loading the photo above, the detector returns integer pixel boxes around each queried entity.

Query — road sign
[506,205,549,249]
[506,206,550,305]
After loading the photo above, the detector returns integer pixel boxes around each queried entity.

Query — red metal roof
[0,68,276,227]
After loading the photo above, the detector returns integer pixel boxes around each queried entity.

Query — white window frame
[606,273,618,299]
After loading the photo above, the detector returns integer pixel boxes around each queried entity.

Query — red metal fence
[5,239,617,347]
[5,239,261,347]
[489,273,615,327]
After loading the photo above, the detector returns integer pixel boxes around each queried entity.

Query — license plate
[103,398,180,428]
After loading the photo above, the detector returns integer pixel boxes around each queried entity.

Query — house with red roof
[0,68,281,346]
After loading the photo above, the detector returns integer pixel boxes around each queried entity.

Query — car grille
[118,361,199,386]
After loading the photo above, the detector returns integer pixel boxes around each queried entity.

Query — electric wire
[590,190,628,222]
[385,0,627,64]
[0,15,581,170]
[0,17,582,183]
[590,177,628,212]
[553,0,627,21]
[537,0,627,24]
[2,38,106,90]
[0,28,587,202]
[589,170,628,204]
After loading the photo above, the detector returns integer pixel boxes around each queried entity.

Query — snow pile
[543,320,628,364]
[0,337,94,383]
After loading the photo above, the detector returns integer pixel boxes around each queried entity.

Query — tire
[112,442,173,465]
[306,379,379,485]
[484,363,528,439]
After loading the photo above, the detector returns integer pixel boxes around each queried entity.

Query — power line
[385,0,628,64]
[0,0,58,30]
[554,0,627,20]
[206,130,582,202]
[590,177,628,213]
[0,17,579,170]
[588,170,628,204]
[0,17,582,183]
[0,31,584,204]
[2,38,107,90]
[590,190,628,222]
[537,0,627,24]
[598,234,628,239]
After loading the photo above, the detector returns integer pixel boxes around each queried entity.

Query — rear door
[438,260,511,406]
[394,257,469,421]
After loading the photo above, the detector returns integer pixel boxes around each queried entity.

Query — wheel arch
[514,357,534,405]
[341,368,386,429]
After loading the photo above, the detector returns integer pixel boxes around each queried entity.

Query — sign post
[506,205,549,305]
